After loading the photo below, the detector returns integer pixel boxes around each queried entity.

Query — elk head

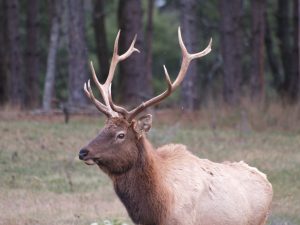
[78,28,212,175]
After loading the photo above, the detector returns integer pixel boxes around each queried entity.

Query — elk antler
[110,27,212,121]
[84,30,139,117]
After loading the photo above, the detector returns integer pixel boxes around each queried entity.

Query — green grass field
[0,111,299,225]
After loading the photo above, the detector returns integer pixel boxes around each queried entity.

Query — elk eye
[117,133,125,139]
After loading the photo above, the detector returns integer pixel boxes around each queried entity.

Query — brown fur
[80,117,273,225]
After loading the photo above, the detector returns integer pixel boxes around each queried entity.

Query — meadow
[0,106,299,225]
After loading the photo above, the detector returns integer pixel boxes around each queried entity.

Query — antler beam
[126,27,212,121]
[84,30,139,117]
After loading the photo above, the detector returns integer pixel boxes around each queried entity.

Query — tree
[219,0,243,105]
[276,0,300,102]
[67,0,88,106]
[5,0,24,106]
[297,0,300,103]
[145,0,154,97]
[92,0,110,83]
[25,0,40,108]
[179,0,199,110]
[118,0,151,106]
[0,0,7,104]
[250,0,266,101]
[42,0,62,111]
[277,0,294,100]
[291,0,300,102]
[265,14,283,92]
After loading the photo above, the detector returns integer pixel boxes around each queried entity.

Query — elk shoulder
[154,143,273,225]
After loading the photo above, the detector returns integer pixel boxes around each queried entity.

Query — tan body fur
[155,142,273,225]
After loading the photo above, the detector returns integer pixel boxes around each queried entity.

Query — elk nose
[79,149,89,160]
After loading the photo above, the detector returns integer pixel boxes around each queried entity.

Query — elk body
[79,28,273,225]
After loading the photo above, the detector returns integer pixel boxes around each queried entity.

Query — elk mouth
[82,158,104,166]
[83,159,96,165]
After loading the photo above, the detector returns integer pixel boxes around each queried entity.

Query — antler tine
[89,62,118,117]
[119,35,140,61]
[83,80,111,117]
[190,38,212,58]
[90,62,105,98]
[106,31,140,87]
[172,27,212,89]
[108,84,129,117]
[104,30,121,87]
[127,27,212,121]
[127,65,173,121]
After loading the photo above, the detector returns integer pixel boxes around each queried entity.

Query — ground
[0,108,299,225]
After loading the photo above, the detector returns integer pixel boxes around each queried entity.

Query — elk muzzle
[79,148,89,160]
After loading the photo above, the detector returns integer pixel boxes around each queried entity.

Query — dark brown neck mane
[111,136,170,225]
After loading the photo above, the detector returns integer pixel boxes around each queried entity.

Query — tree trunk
[297,0,300,103]
[265,14,283,92]
[219,0,243,106]
[145,0,154,97]
[250,0,266,102]
[0,0,7,104]
[5,0,24,107]
[118,0,150,106]
[179,0,199,110]
[92,0,109,83]
[67,0,88,106]
[42,0,61,111]
[277,0,293,99]
[25,0,40,108]
[290,0,300,102]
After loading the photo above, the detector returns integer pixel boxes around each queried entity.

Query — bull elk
[78,28,273,225]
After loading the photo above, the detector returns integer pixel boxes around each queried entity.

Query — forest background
[1,0,300,111]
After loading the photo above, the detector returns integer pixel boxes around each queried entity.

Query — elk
[79,28,273,225]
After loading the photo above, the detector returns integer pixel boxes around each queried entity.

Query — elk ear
[135,114,152,133]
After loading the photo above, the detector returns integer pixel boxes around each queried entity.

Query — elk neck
[111,135,171,225]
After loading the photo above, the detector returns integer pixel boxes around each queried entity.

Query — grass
[0,107,299,225]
